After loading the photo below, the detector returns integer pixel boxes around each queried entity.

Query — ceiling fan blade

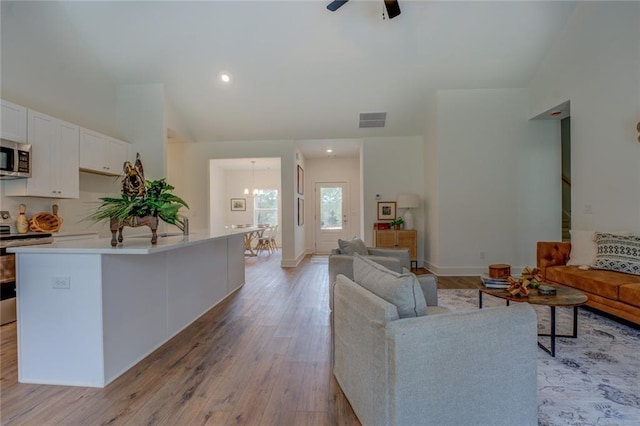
[384,0,401,19]
[327,0,349,12]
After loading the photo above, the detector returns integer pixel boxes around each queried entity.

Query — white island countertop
[8,228,253,255]
[12,226,247,387]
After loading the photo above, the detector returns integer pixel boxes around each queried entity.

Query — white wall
[208,163,226,234]
[304,157,361,252]
[424,98,439,267]
[427,88,559,275]
[182,140,302,267]
[294,149,306,260]
[0,1,118,137]
[529,2,640,234]
[361,136,425,261]
[116,84,166,181]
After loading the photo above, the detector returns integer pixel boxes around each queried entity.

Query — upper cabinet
[80,128,130,176]
[1,100,27,143]
[4,109,80,198]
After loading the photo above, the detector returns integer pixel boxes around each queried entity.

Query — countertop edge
[7,230,246,255]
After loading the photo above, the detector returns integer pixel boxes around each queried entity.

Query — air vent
[359,112,386,128]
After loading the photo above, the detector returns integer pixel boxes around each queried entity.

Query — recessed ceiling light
[326,149,333,153]
[220,74,230,83]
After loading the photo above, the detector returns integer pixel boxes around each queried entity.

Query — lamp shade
[396,193,419,209]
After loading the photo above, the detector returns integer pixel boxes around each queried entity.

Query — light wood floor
[0,254,476,425]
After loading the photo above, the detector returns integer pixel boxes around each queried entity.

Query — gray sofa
[333,272,538,426]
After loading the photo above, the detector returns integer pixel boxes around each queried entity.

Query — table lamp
[396,193,419,230]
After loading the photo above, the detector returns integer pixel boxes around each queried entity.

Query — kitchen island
[9,230,246,387]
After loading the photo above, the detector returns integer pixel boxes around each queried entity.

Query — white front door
[315,182,349,254]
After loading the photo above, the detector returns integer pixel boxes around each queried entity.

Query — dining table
[228,225,270,256]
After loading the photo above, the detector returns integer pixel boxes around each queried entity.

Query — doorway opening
[561,117,571,241]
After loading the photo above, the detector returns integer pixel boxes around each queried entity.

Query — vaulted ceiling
[1,1,577,147]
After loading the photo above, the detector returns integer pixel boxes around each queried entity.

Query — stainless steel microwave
[0,138,31,179]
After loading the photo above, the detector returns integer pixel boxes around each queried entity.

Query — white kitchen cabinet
[80,128,129,176]
[1,99,27,143]
[4,110,79,198]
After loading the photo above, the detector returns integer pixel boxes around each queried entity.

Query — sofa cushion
[592,233,640,275]
[566,230,596,266]
[546,265,640,300]
[338,238,368,256]
[619,284,640,308]
[352,254,427,318]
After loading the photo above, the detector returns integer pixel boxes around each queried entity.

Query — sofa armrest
[385,304,538,425]
[416,274,438,306]
[367,247,411,270]
[537,241,571,280]
[333,275,400,425]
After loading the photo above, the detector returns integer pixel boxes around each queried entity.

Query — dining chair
[269,225,278,252]
[256,226,274,255]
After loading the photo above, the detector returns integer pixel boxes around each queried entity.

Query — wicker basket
[29,212,63,233]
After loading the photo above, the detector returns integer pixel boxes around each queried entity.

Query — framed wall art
[298,197,304,226]
[230,198,246,211]
[297,165,304,195]
[377,201,396,220]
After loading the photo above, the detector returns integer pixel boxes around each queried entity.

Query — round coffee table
[479,283,588,357]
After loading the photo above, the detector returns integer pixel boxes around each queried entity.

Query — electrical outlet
[479,251,486,260]
[52,276,71,290]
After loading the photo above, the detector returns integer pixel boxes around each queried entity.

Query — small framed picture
[297,165,304,195]
[377,201,396,220]
[298,197,304,226]
[231,198,246,211]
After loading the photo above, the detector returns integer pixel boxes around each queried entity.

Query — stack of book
[480,274,511,289]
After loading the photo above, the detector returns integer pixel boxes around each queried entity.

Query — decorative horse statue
[110,153,159,246]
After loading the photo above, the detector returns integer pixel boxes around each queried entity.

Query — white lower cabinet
[80,128,129,176]
[4,110,79,198]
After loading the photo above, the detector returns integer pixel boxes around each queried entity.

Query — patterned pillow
[592,233,640,275]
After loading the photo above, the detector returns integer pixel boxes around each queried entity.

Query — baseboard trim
[424,262,531,277]
[281,250,309,268]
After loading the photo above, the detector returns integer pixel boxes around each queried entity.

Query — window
[254,189,278,225]
[320,187,342,229]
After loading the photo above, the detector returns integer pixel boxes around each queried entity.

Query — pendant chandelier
[243,160,259,196]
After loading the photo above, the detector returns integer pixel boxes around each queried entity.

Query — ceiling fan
[327,0,401,20]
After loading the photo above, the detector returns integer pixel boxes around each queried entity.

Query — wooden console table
[373,229,418,270]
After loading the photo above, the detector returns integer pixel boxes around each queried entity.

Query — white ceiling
[1,1,577,159]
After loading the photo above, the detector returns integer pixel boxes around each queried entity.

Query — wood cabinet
[80,128,130,176]
[373,229,417,263]
[4,110,79,198]
[1,100,27,143]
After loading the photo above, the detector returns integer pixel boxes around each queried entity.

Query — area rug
[438,289,640,425]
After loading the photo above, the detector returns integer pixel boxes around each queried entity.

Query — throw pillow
[566,230,597,266]
[352,254,427,318]
[592,233,640,275]
[338,238,368,256]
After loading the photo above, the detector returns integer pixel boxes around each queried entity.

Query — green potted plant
[389,217,404,230]
[89,178,188,246]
